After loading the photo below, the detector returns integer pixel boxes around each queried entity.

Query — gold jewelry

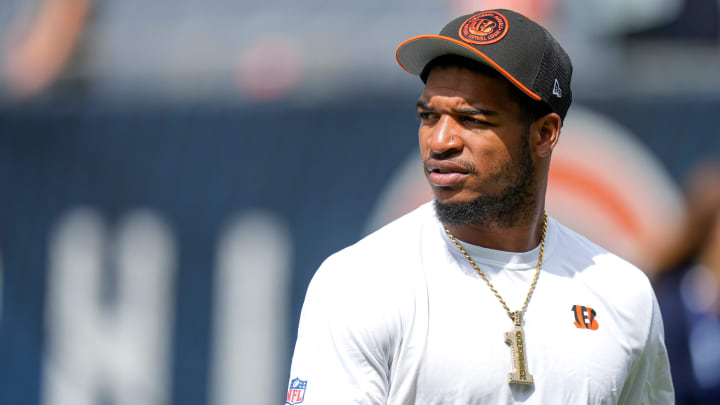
[444,212,548,386]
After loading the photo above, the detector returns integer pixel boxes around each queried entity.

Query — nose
[427,115,463,158]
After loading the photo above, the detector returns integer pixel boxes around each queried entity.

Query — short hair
[419,55,552,127]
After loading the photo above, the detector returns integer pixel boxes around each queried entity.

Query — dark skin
[417,66,562,252]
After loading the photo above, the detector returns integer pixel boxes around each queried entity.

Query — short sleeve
[287,255,399,404]
[618,290,675,404]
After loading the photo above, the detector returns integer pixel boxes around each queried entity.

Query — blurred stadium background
[1,0,719,404]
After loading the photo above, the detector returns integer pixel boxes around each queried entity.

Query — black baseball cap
[396,9,573,120]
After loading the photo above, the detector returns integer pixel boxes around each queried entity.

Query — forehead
[419,66,516,110]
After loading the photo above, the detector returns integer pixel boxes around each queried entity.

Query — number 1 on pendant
[504,312,534,385]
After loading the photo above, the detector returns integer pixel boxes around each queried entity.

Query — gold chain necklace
[444,212,548,386]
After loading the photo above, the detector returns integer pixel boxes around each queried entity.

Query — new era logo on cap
[552,79,562,98]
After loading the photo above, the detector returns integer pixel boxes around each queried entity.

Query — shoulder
[320,202,435,277]
[550,218,651,284]
[305,202,435,308]
[549,218,656,313]
[296,204,436,350]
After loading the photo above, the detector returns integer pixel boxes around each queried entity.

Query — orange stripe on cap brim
[395,35,542,102]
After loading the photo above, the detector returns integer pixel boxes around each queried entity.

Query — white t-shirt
[288,202,674,404]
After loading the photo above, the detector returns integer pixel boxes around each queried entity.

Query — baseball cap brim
[395,35,542,101]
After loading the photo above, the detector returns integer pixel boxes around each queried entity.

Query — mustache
[423,156,478,175]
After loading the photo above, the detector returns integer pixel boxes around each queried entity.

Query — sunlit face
[417,66,537,226]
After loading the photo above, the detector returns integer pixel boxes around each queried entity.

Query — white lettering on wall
[210,211,292,405]
[42,208,176,405]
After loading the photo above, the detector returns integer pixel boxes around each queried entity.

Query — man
[288,9,674,404]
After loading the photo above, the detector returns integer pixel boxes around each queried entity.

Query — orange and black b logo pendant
[572,305,599,330]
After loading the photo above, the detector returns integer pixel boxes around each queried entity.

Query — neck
[444,208,546,252]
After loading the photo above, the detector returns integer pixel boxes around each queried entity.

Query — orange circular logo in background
[458,11,508,45]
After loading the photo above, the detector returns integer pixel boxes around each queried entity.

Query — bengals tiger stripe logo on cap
[458,11,509,45]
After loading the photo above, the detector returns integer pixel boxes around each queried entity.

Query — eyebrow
[415,101,498,116]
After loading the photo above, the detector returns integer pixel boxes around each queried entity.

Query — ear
[531,112,562,158]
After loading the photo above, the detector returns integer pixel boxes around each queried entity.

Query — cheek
[467,138,508,165]
[418,128,431,154]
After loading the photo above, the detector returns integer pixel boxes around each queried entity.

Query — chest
[414,270,636,404]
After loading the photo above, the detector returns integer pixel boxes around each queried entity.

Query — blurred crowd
[655,161,720,403]
[3,0,720,103]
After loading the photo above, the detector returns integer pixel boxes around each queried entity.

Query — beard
[434,135,536,228]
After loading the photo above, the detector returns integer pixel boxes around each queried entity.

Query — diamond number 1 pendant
[504,311,534,385]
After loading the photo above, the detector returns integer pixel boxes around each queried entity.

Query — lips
[426,160,471,187]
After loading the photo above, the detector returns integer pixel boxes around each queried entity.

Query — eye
[461,116,490,126]
[417,111,439,121]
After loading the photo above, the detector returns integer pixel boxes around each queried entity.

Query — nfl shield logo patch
[286,378,307,404]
